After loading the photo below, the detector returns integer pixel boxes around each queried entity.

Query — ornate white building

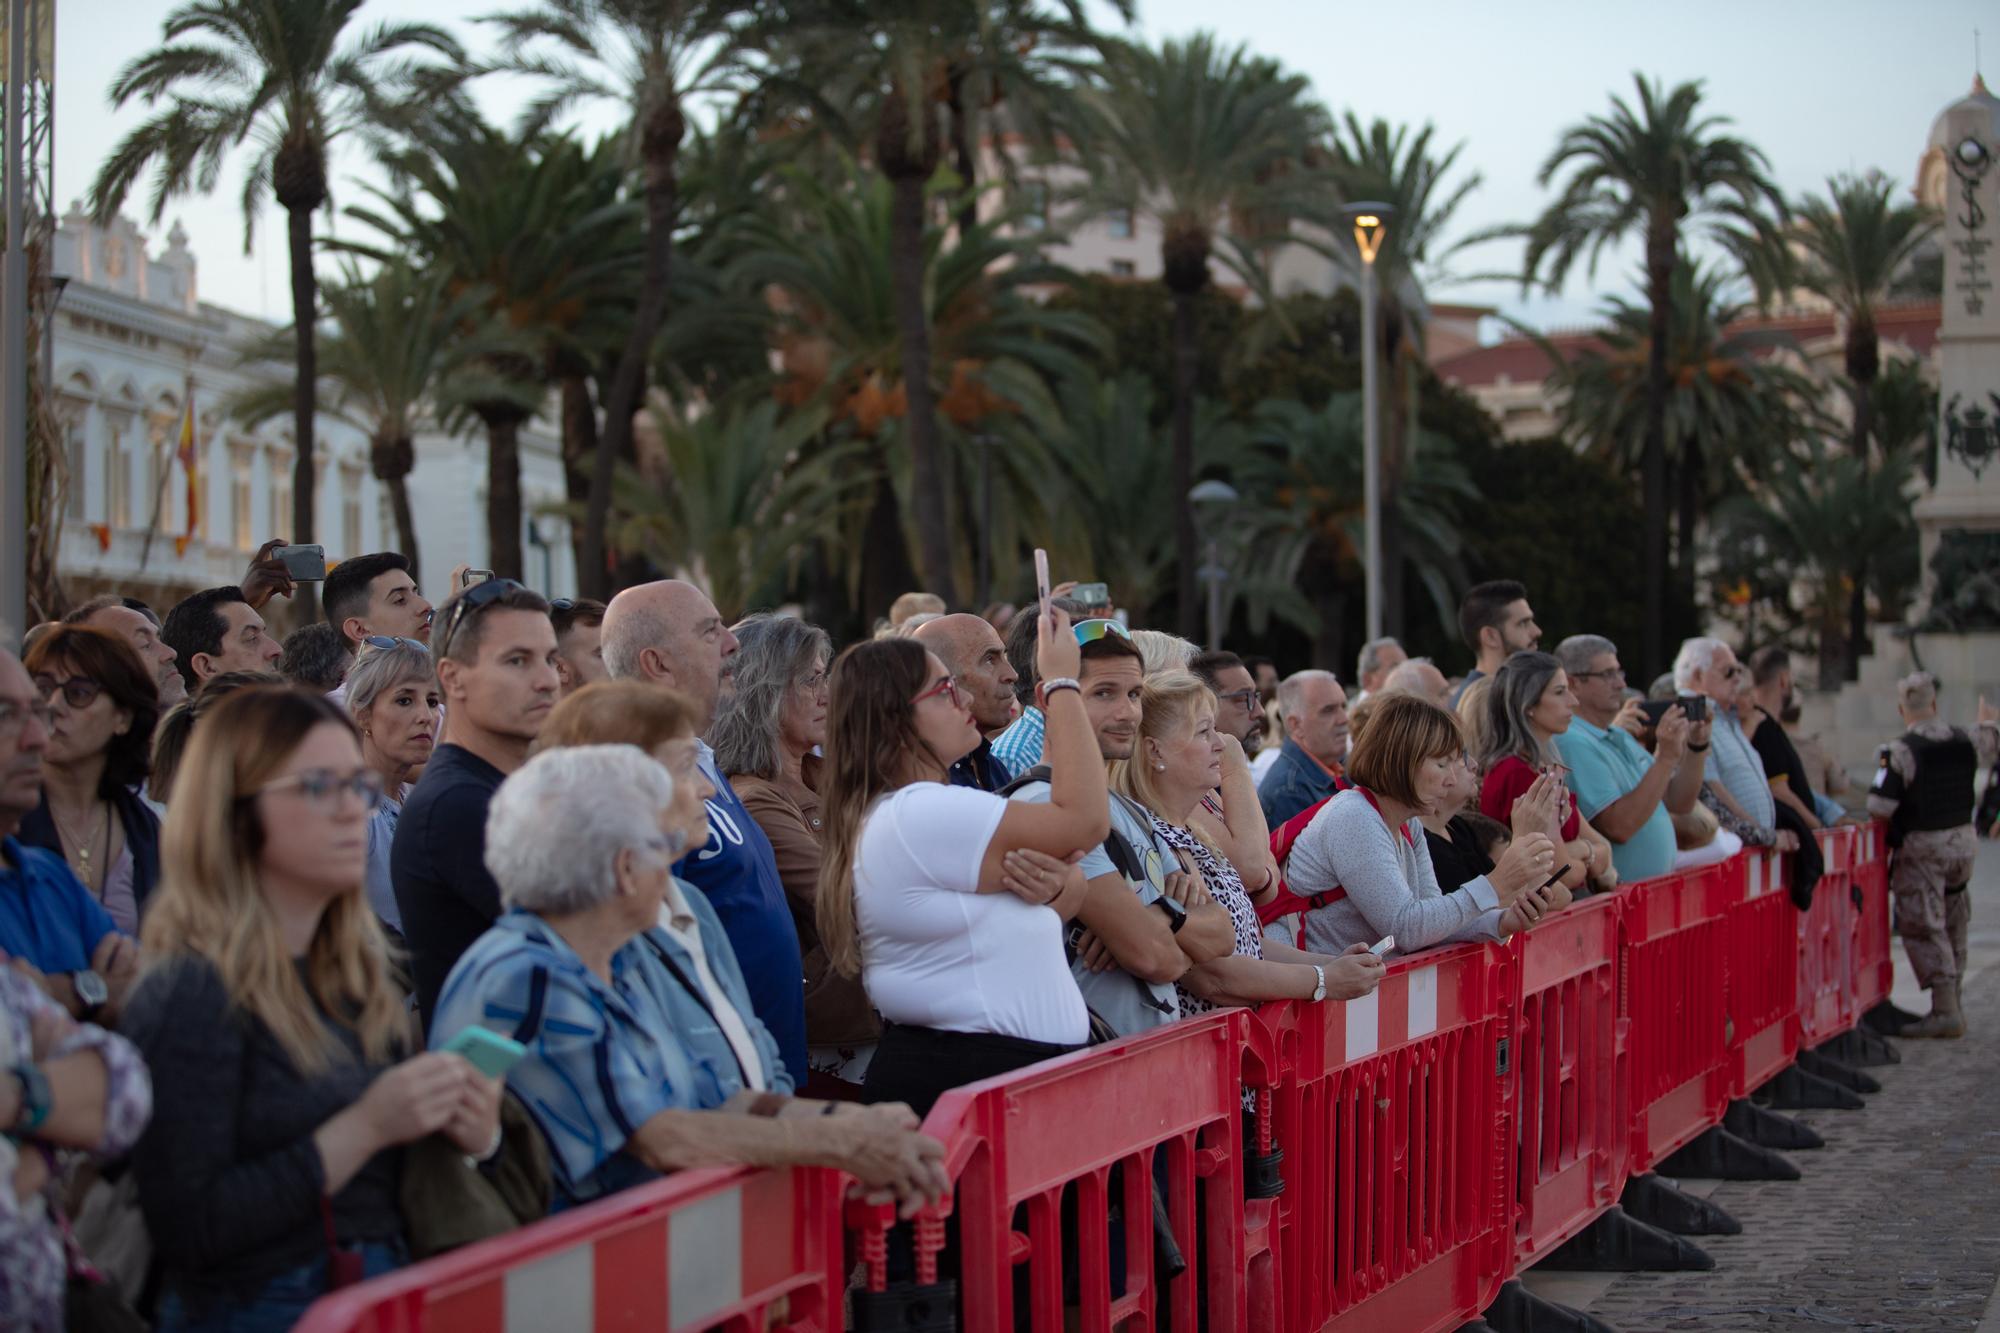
[46,207,578,614]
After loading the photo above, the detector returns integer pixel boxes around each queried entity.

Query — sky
[55,0,1991,337]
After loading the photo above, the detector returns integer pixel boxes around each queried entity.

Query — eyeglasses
[255,768,387,812]
[1571,667,1626,684]
[796,667,830,695]
[361,636,430,653]
[1215,686,1260,713]
[1072,618,1132,647]
[436,578,527,660]
[0,698,57,741]
[911,675,964,710]
[33,674,105,710]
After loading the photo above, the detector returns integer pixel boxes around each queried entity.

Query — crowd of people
[1,549,1991,1330]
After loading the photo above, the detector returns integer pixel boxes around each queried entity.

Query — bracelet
[1037,678,1081,708]
[465,1122,504,1169]
[1687,742,1709,752]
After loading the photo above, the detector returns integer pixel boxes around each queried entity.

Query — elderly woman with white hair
[430,744,948,1215]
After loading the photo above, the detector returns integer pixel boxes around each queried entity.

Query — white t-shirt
[854,783,1088,1046]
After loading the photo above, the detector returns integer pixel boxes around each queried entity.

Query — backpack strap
[995,764,1055,799]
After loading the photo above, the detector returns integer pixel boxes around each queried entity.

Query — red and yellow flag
[175,395,198,543]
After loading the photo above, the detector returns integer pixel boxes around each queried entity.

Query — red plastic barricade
[1796,825,1862,1048]
[1509,891,1628,1268]
[1243,944,1517,1333]
[1621,860,1736,1174]
[1848,821,1895,1016]
[296,1162,846,1333]
[1726,847,1800,1099]
[847,1011,1257,1333]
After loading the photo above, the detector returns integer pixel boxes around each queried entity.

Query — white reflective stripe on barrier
[505,1241,592,1333]
[1408,965,1439,1039]
[1345,990,1380,1058]
[669,1184,745,1327]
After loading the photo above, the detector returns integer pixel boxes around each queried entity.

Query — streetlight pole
[1341,202,1393,645]
[1189,478,1238,651]
[2,0,27,636]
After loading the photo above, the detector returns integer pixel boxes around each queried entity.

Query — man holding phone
[1554,635,1707,882]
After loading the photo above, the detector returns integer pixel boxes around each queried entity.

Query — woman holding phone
[1478,651,1616,893]
[1291,694,1564,957]
[124,688,502,1331]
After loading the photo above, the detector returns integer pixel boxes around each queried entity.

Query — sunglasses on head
[34,674,104,710]
[1072,618,1132,647]
[361,635,430,653]
[549,598,575,612]
[437,578,528,658]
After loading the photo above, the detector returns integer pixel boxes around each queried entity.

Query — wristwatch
[1152,896,1188,934]
[8,1062,51,1132]
[71,969,108,1022]
[1308,965,1327,1003]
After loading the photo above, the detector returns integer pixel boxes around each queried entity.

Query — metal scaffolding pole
[3,0,28,637]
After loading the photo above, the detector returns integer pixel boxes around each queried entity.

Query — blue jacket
[1258,736,1343,829]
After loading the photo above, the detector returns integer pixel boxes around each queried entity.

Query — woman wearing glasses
[343,639,442,938]
[710,615,880,1095]
[818,607,1106,1117]
[125,688,503,1330]
[19,625,162,933]
[1478,652,1616,894]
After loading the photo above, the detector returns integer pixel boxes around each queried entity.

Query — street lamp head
[1188,479,1240,508]
[1340,200,1394,265]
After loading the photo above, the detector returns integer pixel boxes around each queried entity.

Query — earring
[1155,762,1167,771]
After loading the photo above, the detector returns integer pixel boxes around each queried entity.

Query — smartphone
[442,1025,527,1079]
[276,543,326,582]
[1636,698,1677,727]
[1033,548,1052,619]
[1678,693,1708,724]
[461,568,494,590]
[1538,865,1571,892]
[1368,934,1396,956]
[1072,581,1111,609]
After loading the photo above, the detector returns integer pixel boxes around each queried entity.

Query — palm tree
[90,1,463,614]
[1077,34,1331,636]
[346,118,641,580]
[483,0,751,599]
[1325,114,1482,636]
[1755,171,1938,674]
[1542,259,1821,608]
[1516,75,1784,676]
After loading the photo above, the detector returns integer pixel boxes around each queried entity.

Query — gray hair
[1897,671,1939,714]
[1556,634,1618,680]
[1480,650,1564,770]
[484,745,676,916]
[601,601,669,681]
[1357,636,1402,682]
[1276,668,1337,720]
[279,622,355,693]
[1130,629,1199,678]
[342,640,435,721]
[709,613,832,780]
[1380,657,1437,693]
[1673,637,1730,690]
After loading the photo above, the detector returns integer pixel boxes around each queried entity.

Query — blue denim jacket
[1257,736,1342,829]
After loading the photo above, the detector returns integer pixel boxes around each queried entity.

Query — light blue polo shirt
[1555,718,1676,882]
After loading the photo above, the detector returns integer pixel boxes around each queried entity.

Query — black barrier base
[852,1279,958,1333]
[1244,1145,1285,1200]
[1620,1172,1743,1235]
[1795,1047,1882,1093]
[1536,1205,1714,1272]
[1480,1278,1620,1332]
[1863,998,1921,1036]
[1814,1025,1901,1067]
[1763,1061,1866,1110]
[1655,1125,1801,1182]
[1724,1097,1825,1151]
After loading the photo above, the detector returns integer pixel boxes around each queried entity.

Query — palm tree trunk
[861,466,918,621]
[948,68,981,240]
[560,374,597,580]
[1311,567,1346,671]
[286,202,319,619]
[1843,316,1877,679]
[581,97,685,601]
[386,473,420,589]
[1675,434,1701,610]
[485,415,524,581]
[1639,222,1675,678]
[1170,288,1200,639]
[888,173,955,600]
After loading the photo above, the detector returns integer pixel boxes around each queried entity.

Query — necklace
[49,800,109,887]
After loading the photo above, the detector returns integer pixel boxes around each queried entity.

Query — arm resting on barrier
[628,1102,948,1214]
[1180,954,1325,1005]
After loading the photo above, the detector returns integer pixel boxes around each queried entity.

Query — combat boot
[1902,979,1966,1039]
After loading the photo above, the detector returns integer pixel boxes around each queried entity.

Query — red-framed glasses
[912,675,964,710]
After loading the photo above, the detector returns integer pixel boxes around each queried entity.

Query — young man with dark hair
[392,580,559,1026]
[1742,645,1833,829]
[1191,650,1265,754]
[1451,580,1539,706]
[549,596,609,695]
[323,551,432,651]
[159,586,282,690]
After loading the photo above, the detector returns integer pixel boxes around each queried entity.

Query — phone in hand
[1072,581,1111,609]
[275,544,326,582]
[461,568,494,590]
[1538,865,1571,892]
[1367,934,1396,956]
[1636,698,1678,728]
[441,1025,527,1079]
[1677,693,1708,724]
[1033,548,1051,620]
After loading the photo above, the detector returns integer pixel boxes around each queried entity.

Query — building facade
[45,208,577,619]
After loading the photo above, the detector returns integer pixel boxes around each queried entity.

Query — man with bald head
[601,580,806,1080]
[65,596,185,707]
[913,613,1018,792]
[1258,670,1350,827]
[1380,657,1451,710]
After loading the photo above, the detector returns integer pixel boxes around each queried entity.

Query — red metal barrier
[1510,891,1628,1268]
[1621,861,1736,1174]
[1848,822,1895,1016]
[1726,848,1800,1099]
[1796,826,1862,1048]
[847,1011,1257,1333]
[296,1162,846,1333]
[1244,944,1517,1333]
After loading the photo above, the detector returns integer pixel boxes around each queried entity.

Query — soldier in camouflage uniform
[1867,673,2000,1038]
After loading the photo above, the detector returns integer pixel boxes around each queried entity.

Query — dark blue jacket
[1257,736,1343,829]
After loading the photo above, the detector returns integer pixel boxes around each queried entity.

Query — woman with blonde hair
[342,639,441,937]
[1114,673,1385,1010]
[124,687,503,1330]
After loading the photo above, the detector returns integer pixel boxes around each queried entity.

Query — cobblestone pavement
[1555,840,2000,1332]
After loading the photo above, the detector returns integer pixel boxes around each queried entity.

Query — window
[1109,260,1136,278]
[270,472,292,542]
[64,414,86,520]
[1019,181,1051,233]
[1107,207,1135,239]
[106,421,130,528]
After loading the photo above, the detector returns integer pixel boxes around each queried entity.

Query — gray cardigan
[1290,788,1506,956]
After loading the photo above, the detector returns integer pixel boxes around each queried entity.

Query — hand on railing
[1319,943,1385,999]
[827,1103,951,1219]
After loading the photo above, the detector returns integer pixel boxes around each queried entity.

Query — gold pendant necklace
[51,801,108,878]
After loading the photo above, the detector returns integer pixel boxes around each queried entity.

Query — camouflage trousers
[1890,827,1976,990]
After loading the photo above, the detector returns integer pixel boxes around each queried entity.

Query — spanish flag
[175,395,198,543]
